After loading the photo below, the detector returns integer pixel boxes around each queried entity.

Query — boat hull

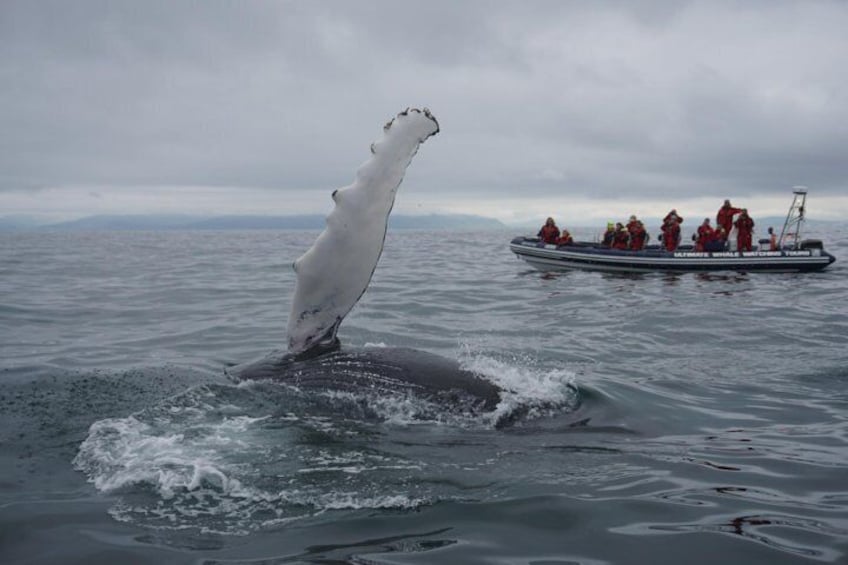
[510,238,836,273]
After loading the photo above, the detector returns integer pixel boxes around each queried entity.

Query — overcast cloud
[2,1,847,224]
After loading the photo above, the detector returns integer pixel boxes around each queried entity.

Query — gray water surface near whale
[1,228,847,564]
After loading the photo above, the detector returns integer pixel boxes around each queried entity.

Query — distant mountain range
[1,213,837,234]
[0,213,508,232]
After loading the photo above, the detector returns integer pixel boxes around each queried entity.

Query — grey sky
[2,1,847,224]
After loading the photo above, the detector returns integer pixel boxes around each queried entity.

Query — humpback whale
[229,108,503,414]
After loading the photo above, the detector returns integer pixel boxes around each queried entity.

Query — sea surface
[1,227,847,564]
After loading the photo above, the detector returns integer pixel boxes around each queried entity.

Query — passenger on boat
[663,209,684,225]
[612,223,630,250]
[556,229,573,246]
[705,226,727,252]
[661,217,681,252]
[627,215,648,250]
[768,227,778,251]
[601,223,616,247]
[694,218,714,252]
[716,200,743,234]
[734,209,755,251]
[537,217,560,244]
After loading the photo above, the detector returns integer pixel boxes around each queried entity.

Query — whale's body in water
[229,108,503,413]
[230,346,502,413]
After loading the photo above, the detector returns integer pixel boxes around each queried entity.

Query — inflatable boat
[511,189,836,273]
[509,237,835,273]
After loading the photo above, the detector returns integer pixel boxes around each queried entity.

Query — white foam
[73,414,262,500]
[315,492,426,511]
[457,344,579,425]
[297,449,421,475]
[73,388,434,535]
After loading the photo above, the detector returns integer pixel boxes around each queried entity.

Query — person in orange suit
[537,217,560,244]
[734,209,755,251]
[716,199,743,235]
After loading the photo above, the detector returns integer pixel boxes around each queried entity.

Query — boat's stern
[799,239,837,269]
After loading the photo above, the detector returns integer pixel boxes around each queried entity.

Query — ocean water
[1,227,847,564]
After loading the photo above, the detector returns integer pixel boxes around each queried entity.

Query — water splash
[456,343,580,427]
[73,350,581,535]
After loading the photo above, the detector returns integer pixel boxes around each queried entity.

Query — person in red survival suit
[661,217,681,251]
[537,217,560,244]
[705,226,727,252]
[693,218,714,252]
[626,215,648,250]
[612,223,630,249]
[556,228,573,246]
[663,209,684,226]
[734,209,755,251]
[716,199,743,235]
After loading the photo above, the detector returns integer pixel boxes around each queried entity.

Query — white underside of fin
[286,108,439,354]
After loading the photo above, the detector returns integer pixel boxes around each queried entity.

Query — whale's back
[228,346,501,413]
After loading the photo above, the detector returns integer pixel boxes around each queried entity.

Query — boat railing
[779,187,807,250]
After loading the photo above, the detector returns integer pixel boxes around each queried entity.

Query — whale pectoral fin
[290,334,341,362]
[287,313,343,357]
[286,108,439,356]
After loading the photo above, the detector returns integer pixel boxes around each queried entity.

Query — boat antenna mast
[779,186,807,250]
